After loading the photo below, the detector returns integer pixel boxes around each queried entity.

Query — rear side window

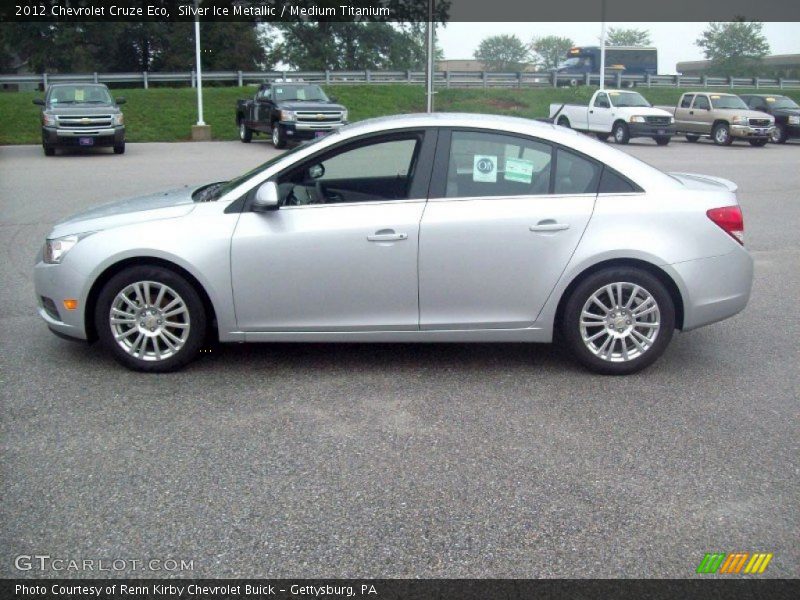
[554,148,601,195]
[598,167,641,194]
[680,94,694,108]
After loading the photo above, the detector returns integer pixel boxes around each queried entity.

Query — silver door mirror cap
[253,181,279,211]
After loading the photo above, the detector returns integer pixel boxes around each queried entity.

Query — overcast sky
[436,22,800,73]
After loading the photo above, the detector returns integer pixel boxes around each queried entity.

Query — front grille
[645,116,672,125]
[295,111,343,124]
[749,118,771,127]
[57,115,113,128]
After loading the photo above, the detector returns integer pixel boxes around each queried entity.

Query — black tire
[113,142,125,154]
[596,132,609,141]
[271,123,287,149]
[712,122,733,146]
[748,138,768,147]
[770,124,788,144]
[685,134,700,143]
[43,144,55,156]
[238,120,252,143]
[654,136,671,146]
[612,121,630,145]
[557,116,571,129]
[95,266,206,372]
[560,267,675,375]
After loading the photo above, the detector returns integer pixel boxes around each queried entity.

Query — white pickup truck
[549,90,676,145]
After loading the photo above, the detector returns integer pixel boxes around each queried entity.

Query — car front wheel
[770,124,787,144]
[95,266,206,372]
[271,123,287,148]
[612,122,630,144]
[712,123,733,146]
[561,267,675,375]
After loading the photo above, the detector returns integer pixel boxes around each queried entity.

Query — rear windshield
[48,85,112,105]
[710,95,748,110]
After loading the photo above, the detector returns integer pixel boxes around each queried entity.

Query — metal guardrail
[1,70,799,90]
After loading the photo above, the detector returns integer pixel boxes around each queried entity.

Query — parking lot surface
[1,136,798,578]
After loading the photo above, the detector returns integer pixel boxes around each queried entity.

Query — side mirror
[115,97,126,105]
[328,95,337,103]
[33,98,45,106]
[252,181,279,212]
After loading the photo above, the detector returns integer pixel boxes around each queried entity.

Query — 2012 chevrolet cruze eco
[34,113,753,374]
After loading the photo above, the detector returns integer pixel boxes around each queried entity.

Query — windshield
[194,135,334,202]
[609,92,651,107]
[710,95,748,110]
[273,84,329,102]
[768,96,800,109]
[558,56,590,69]
[48,85,113,105]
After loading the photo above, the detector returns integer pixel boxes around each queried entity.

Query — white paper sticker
[473,155,497,183]
[504,158,534,184]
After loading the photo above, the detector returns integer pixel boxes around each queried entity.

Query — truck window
[680,95,694,109]
[692,96,709,110]
[595,93,610,108]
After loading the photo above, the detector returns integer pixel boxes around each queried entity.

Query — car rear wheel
[748,138,768,147]
[612,122,630,144]
[271,123,287,149]
[685,134,700,143]
[561,267,675,375]
[95,266,206,372]
[712,123,733,146]
[239,121,252,143]
[654,136,670,146]
[770,124,787,144]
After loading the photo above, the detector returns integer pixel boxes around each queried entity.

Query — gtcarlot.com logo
[14,554,194,572]
[696,552,773,574]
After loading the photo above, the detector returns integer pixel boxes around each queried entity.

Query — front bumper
[34,259,89,341]
[730,124,773,139]
[628,123,676,138]
[279,121,346,140]
[43,125,125,147]
[667,248,754,331]
[784,123,800,138]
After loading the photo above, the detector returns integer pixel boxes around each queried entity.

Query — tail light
[706,206,744,245]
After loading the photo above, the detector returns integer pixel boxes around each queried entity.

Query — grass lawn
[1,84,797,145]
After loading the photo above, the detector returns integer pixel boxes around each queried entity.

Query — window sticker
[766,97,776,102]
[710,95,720,99]
[275,88,283,94]
[504,157,535,184]
[473,155,497,183]
[609,91,620,96]
[74,89,84,101]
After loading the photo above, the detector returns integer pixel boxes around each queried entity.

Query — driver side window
[595,93,610,108]
[693,95,709,110]
[277,135,422,206]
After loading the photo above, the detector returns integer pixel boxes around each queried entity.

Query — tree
[606,28,651,46]
[474,34,530,72]
[696,21,770,76]
[530,36,573,71]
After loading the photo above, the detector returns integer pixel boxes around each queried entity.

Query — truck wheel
[238,121,252,143]
[685,134,700,143]
[43,144,55,156]
[712,123,733,146]
[113,141,125,154]
[569,78,579,87]
[595,133,609,141]
[557,116,571,129]
[612,122,630,145]
[748,138,768,147]
[654,136,670,146]
[770,124,787,144]
[271,123,287,149]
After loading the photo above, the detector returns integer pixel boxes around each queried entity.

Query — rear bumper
[628,123,676,138]
[43,125,125,147]
[784,123,800,137]
[667,248,754,331]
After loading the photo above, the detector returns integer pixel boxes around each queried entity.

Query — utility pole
[426,0,435,113]
[191,0,211,140]
[599,0,606,90]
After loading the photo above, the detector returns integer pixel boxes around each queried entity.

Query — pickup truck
[549,90,675,145]
[33,83,126,156]
[236,82,348,148]
[656,92,774,146]
[738,93,800,144]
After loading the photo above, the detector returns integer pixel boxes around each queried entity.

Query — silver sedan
[34,113,753,374]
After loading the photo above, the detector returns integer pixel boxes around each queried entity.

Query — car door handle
[367,232,408,242]
[530,222,570,232]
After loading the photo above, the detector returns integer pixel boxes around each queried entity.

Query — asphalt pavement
[1,135,797,578]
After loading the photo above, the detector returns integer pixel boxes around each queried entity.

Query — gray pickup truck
[34,83,126,156]
[657,92,774,146]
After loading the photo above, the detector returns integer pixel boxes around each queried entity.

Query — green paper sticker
[504,157,534,184]
[74,89,84,101]
[473,155,497,182]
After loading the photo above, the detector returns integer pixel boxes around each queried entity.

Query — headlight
[42,112,57,126]
[629,116,646,123]
[731,116,748,125]
[669,116,675,124]
[43,233,93,264]
[112,113,124,126]
[788,116,799,125]
[341,110,349,122]
[280,110,296,122]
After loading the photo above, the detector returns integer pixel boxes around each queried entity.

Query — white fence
[2,69,799,90]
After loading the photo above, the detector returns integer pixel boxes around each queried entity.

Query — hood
[771,107,800,117]
[50,186,198,239]
[279,101,346,112]
[669,172,738,193]
[46,103,121,115]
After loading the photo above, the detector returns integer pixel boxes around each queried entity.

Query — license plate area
[78,137,95,146]
[314,131,328,138]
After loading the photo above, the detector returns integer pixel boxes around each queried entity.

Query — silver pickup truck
[657,92,774,146]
